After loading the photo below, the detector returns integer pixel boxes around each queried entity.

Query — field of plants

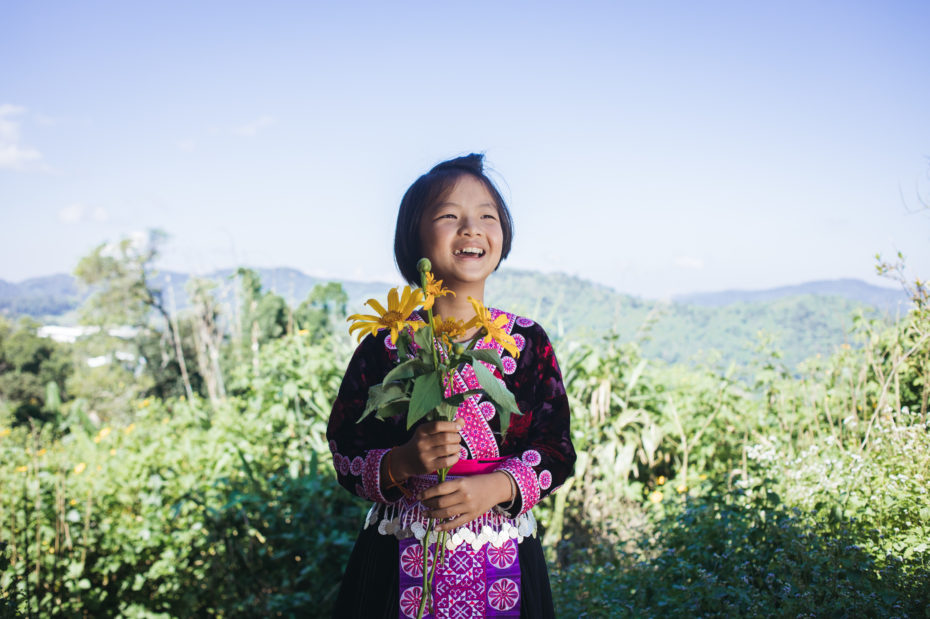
[1,240,929,617]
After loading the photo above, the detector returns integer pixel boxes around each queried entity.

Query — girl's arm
[327,334,410,504]
[328,333,467,503]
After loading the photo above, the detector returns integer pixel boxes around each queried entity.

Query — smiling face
[418,174,504,295]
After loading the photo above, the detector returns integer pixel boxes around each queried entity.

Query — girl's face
[419,174,504,292]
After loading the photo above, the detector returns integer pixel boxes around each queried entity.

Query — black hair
[394,153,514,285]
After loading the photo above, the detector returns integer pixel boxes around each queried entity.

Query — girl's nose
[459,217,481,236]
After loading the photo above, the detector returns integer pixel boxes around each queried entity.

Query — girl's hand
[392,420,464,479]
[417,472,513,531]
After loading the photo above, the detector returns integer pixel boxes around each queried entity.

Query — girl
[328,154,575,618]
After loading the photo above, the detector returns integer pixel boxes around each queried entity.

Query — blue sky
[2,1,929,298]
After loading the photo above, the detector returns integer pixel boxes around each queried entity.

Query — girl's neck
[431,282,485,324]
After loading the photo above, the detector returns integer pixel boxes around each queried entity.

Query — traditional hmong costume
[328,309,575,618]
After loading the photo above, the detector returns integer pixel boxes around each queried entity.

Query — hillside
[0,269,908,369]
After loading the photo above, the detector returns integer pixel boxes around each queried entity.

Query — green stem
[419,272,439,372]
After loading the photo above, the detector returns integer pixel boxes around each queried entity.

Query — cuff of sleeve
[361,448,397,504]
[497,457,541,516]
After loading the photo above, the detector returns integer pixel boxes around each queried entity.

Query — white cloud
[674,255,705,270]
[58,203,109,224]
[0,104,43,170]
[231,115,275,137]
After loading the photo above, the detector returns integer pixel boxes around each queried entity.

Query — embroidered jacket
[327,309,575,538]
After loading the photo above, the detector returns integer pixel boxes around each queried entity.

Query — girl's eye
[482,214,497,220]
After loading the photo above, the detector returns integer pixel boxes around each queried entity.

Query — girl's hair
[394,153,514,285]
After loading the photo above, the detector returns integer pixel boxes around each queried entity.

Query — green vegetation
[1,236,928,616]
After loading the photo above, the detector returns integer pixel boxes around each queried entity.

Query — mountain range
[0,269,911,369]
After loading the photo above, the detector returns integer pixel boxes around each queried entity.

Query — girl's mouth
[453,248,485,257]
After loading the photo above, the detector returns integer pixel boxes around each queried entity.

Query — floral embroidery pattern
[486,539,517,569]
[487,578,520,611]
[538,470,552,490]
[400,586,423,618]
[521,449,541,467]
[478,401,497,421]
[501,356,517,375]
[400,543,432,578]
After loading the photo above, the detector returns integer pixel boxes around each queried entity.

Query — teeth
[454,248,484,256]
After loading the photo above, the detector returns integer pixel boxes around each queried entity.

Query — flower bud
[417,258,432,273]
[452,343,465,356]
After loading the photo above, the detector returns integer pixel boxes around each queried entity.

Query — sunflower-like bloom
[431,315,468,349]
[466,297,520,358]
[422,271,455,311]
[347,286,426,343]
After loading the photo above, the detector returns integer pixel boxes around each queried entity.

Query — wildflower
[70,499,77,506]
[699,474,707,480]
[37,448,47,457]
[94,427,112,443]
[431,315,467,349]
[16,465,28,473]
[677,484,688,494]
[649,490,663,503]
[297,329,309,336]
[109,448,117,456]
[657,475,666,486]
[466,297,519,357]
[348,286,426,343]
[421,272,455,311]
[124,423,135,435]
[73,462,86,475]
[0,428,10,438]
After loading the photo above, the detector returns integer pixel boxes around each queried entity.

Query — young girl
[328,154,575,618]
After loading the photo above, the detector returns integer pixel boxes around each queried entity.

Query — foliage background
[1,241,928,617]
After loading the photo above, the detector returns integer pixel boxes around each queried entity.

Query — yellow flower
[37,448,47,457]
[16,465,28,473]
[657,475,666,486]
[649,490,663,503]
[297,329,309,336]
[124,423,135,435]
[73,462,86,475]
[677,484,688,494]
[347,286,426,344]
[422,272,455,311]
[109,448,117,456]
[466,297,519,358]
[0,428,10,438]
[699,474,707,480]
[94,427,112,443]
[431,315,467,349]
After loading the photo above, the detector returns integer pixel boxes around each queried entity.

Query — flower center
[381,311,404,324]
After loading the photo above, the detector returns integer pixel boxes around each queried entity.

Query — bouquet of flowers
[347,258,521,617]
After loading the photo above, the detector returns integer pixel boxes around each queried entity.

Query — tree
[295,282,349,342]
[72,230,194,417]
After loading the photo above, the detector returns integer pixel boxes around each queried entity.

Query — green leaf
[436,401,458,421]
[383,358,428,384]
[463,349,504,373]
[395,328,413,354]
[445,389,484,405]
[471,360,522,440]
[359,382,409,422]
[408,373,443,429]
[413,325,436,357]
[375,399,409,420]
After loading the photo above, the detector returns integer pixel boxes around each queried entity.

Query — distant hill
[0,269,912,369]
[674,278,909,314]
